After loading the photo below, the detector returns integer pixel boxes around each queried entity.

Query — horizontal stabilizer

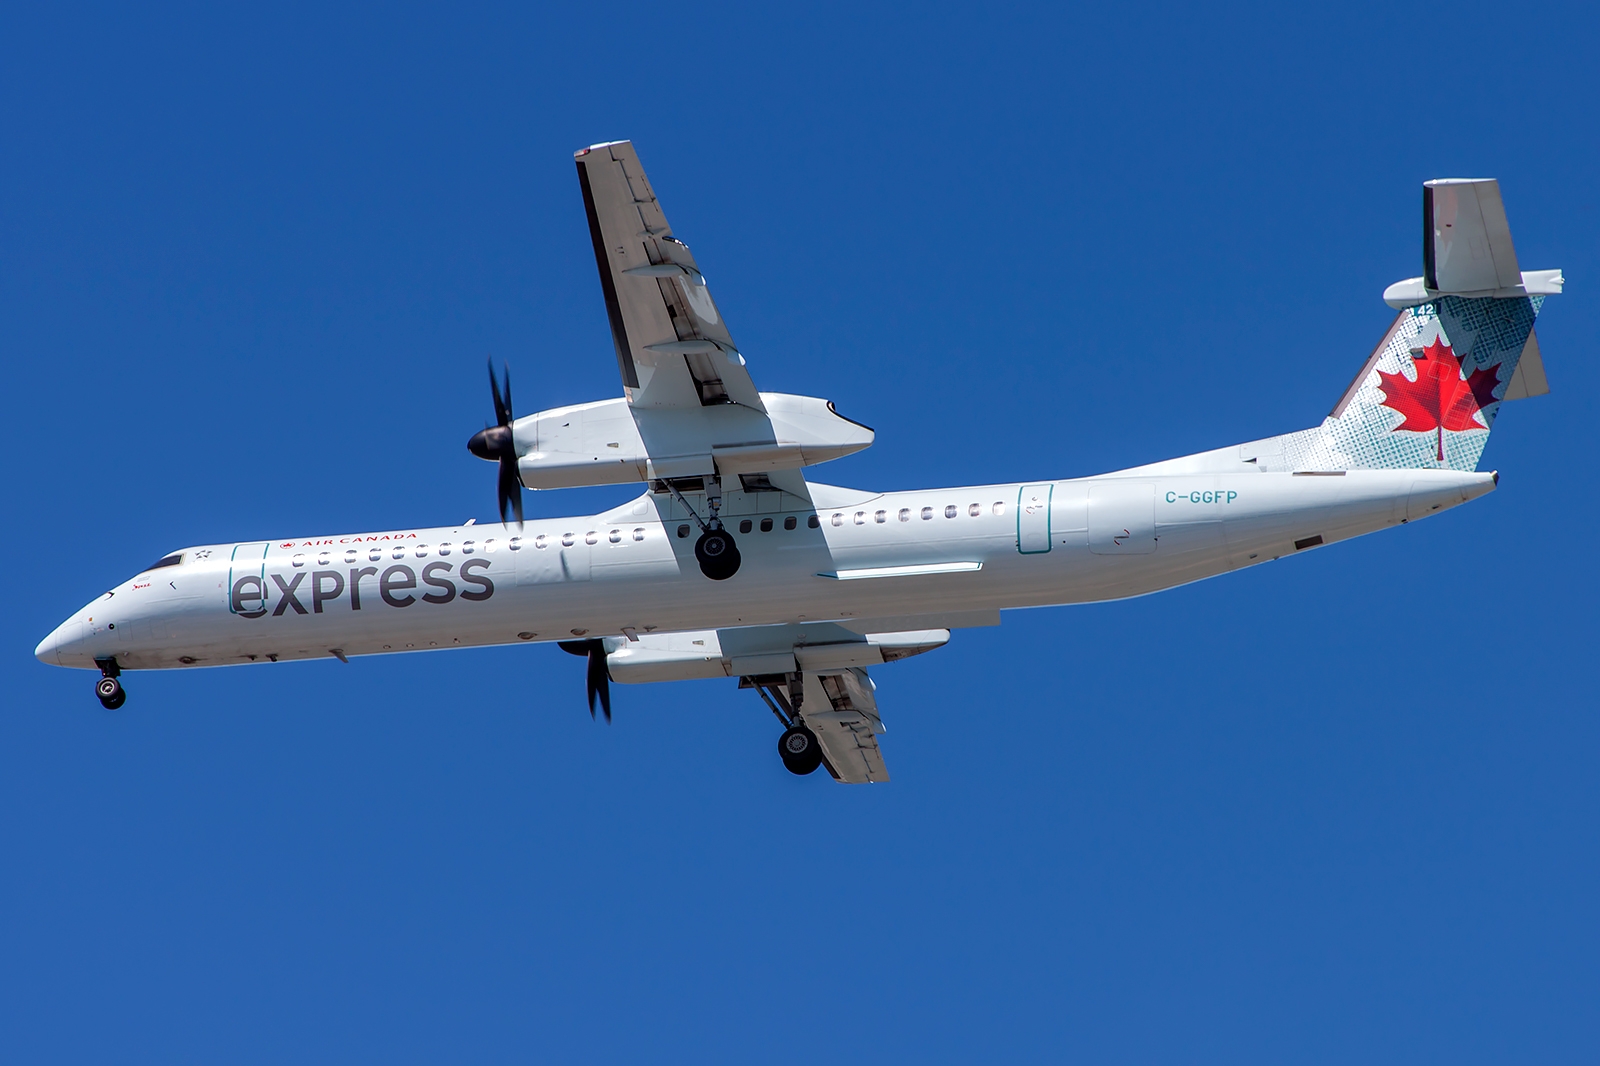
[1385,179,1562,308]
[1426,179,1520,292]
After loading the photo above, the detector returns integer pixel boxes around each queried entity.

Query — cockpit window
[145,553,183,571]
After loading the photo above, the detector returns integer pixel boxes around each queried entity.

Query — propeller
[558,638,612,722]
[466,358,523,526]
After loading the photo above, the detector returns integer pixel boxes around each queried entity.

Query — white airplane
[36,142,1563,782]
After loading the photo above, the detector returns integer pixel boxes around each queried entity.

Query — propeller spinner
[467,359,523,526]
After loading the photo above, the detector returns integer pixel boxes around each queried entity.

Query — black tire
[694,528,741,581]
[95,676,123,702]
[777,725,823,775]
[100,690,126,710]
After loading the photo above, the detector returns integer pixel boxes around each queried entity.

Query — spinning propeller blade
[558,639,612,722]
[467,358,523,527]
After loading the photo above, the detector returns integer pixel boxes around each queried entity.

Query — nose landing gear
[94,657,126,709]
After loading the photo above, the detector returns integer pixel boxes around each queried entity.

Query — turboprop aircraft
[35,142,1563,782]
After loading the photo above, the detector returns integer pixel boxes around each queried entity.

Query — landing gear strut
[744,673,822,776]
[665,476,741,580]
[94,657,126,710]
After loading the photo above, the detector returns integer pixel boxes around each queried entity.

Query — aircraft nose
[34,619,83,667]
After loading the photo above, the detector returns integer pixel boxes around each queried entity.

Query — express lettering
[233,559,494,620]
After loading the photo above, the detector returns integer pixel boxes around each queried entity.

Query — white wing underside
[575,140,764,411]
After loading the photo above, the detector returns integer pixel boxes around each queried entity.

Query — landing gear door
[1017,484,1053,554]
[227,542,270,618]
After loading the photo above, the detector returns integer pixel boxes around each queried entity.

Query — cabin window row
[289,501,1005,565]
[829,501,1006,527]
[674,514,822,538]
[288,528,652,566]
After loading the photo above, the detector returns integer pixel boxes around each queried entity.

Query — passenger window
[944,505,958,518]
[462,540,475,554]
[584,532,598,545]
[921,507,933,520]
[677,524,690,539]
[785,516,798,530]
[562,533,575,547]
[832,513,843,527]
[633,528,646,541]
[392,546,406,560]
[807,515,819,528]
[608,530,621,543]
[874,510,887,523]
[509,537,523,551]
[898,508,910,522]
[535,534,548,549]
[739,519,753,534]
[993,502,1005,515]
[292,554,307,568]
[317,552,332,566]
[439,542,452,556]
[369,547,383,562]
[968,504,981,517]
[415,545,429,558]
[483,538,497,553]
[345,549,358,564]
[854,512,866,525]
[760,518,773,532]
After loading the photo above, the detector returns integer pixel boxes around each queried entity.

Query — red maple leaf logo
[1376,338,1501,461]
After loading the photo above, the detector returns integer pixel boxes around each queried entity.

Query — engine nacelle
[512,393,873,491]
[606,627,949,685]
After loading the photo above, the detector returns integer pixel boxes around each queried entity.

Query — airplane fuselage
[35,467,1494,673]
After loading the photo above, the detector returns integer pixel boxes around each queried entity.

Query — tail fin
[1274,179,1561,473]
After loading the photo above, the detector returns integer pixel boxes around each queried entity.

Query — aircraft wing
[574,140,764,412]
[801,668,890,784]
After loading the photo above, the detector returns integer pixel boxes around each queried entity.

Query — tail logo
[1377,339,1501,461]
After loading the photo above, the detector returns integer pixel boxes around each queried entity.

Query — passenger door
[1016,484,1053,554]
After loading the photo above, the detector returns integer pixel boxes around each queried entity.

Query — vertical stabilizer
[1256,179,1560,473]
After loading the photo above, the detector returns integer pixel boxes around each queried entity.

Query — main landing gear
[94,657,126,709]
[778,725,823,775]
[744,673,823,776]
[694,528,741,581]
[665,476,741,581]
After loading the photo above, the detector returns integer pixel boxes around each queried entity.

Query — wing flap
[802,669,889,784]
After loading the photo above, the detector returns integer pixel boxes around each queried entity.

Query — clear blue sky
[4,3,1597,1062]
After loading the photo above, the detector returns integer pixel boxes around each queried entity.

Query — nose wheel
[95,676,126,710]
[93,657,126,709]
